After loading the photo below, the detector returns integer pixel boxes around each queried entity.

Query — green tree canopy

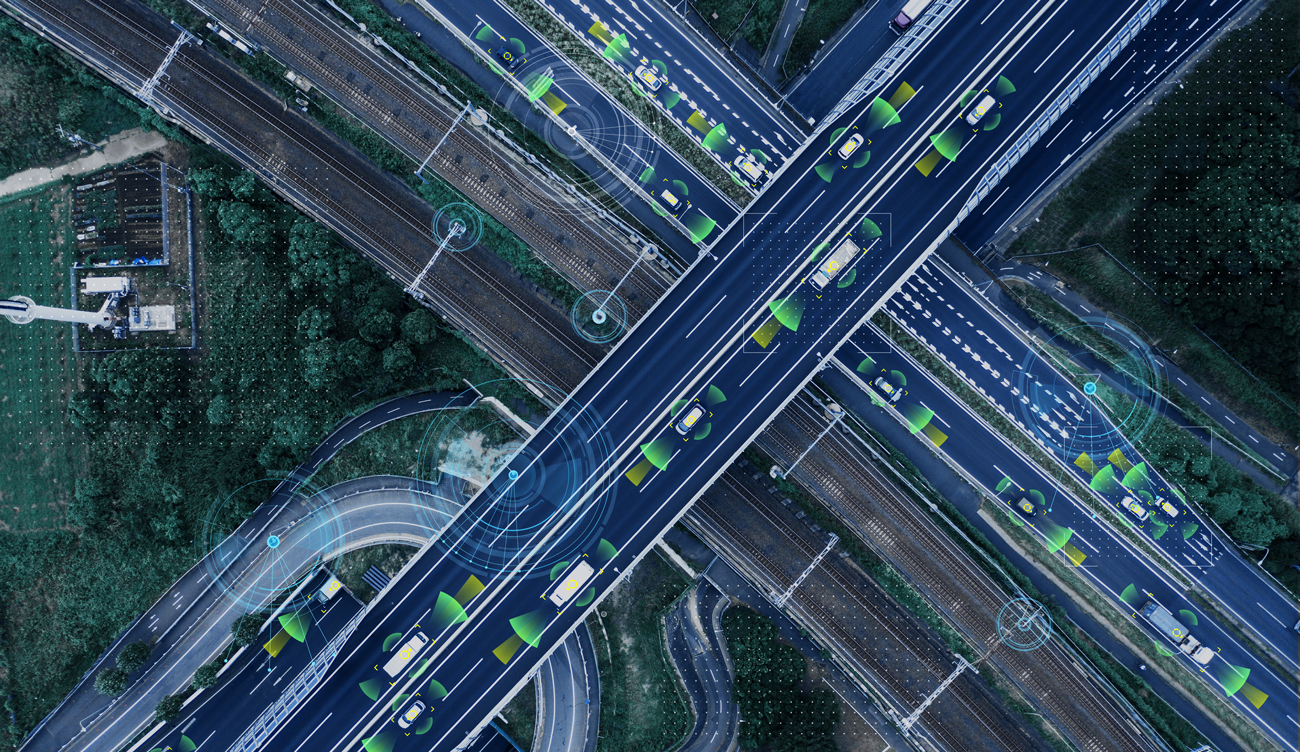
[382,341,415,379]
[117,641,151,674]
[154,693,183,724]
[400,309,438,345]
[356,307,396,345]
[191,662,220,690]
[218,201,275,250]
[297,307,335,342]
[93,668,128,697]
[301,338,341,392]
[230,614,263,647]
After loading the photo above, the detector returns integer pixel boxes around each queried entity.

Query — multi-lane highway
[840,258,1298,749]
[237,2,1219,751]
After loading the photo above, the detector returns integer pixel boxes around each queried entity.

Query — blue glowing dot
[1084,382,1097,395]
[508,469,519,480]
[267,535,280,549]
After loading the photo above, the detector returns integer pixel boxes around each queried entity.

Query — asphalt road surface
[992,257,1297,486]
[952,0,1258,248]
[816,364,1251,752]
[397,0,741,245]
[245,3,1210,751]
[664,580,738,752]
[835,268,1298,750]
[18,391,474,752]
[533,626,600,752]
[537,0,808,162]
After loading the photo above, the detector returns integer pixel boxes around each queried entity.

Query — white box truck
[1140,601,1214,665]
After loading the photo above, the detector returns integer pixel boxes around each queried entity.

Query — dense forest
[1011,0,1299,403]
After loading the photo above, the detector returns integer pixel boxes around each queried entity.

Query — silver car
[675,404,706,434]
[964,94,996,125]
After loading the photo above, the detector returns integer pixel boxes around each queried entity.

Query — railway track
[16,0,597,396]
[761,396,1156,752]
[208,0,669,315]
[693,475,1040,752]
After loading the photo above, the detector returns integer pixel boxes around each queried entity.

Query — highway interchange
[4,0,1294,750]
[248,2,1295,751]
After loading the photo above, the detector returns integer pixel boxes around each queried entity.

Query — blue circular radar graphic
[416,381,619,580]
[1014,315,1162,462]
[198,477,350,613]
[997,597,1053,651]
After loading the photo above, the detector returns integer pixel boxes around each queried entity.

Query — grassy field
[0,185,84,531]
[498,679,537,749]
[586,552,691,752]
[306,411,442,490]
[328,543,421,603]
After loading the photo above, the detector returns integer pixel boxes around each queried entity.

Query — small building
[81,276,133,295]
[128,305,176,332]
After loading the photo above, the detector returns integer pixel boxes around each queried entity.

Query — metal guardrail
[818,0,964,131]
[955,0,1169,222]
[224,608,366,752]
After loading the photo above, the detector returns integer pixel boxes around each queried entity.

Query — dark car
[492,47,524,71]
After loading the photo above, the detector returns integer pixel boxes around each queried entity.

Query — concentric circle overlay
[1014,315,1162,460]
[198,477,349,613]
[997,597,1053,651]
[571,290,628,344]
[431,202,483,252]
[417,382,618,580]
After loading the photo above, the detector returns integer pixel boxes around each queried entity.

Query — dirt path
[0,128,167,198]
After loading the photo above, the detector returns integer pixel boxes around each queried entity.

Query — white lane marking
[981,0,1008,23]
[1249,435,1259,443]
[1144,63,1156,74]
[739,344,780,387]
[1258,603,1287,627]
[1188,17,1198,28]
[1043,118,1073,148]
[1034,29,1074,73]
[1108,50,1137,79]
[288,713,334,752]
[685,295,728,339]
[1166,39,1179,51]
[784,190,826,232]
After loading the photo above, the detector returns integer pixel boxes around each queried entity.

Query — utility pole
[774,534,838,607]
[407,219,468,299]
[773,405,843,479]
[899,652,986,732]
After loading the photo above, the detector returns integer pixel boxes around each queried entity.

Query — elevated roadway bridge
[248,0,1183,750]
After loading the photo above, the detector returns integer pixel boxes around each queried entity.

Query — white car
[659,189,688,212]
[398,700,426,729]
[837,133,864,160]
[634,65,663,91]
[873,377,903,404]
[732,153,768,186]
[1016,497,1035,515]
[675,404,706,435]
[1158,497,1179,518]
[964,94,996,125]
[1121,496,1149,521]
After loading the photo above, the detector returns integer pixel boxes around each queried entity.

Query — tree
[191,662,220,690]
[300,338,340,391]
[297,307,334,342]
[117,641,152,674]
[228,171,258,200]
[356,307,396,345]
[187,167,228,197]
[400,309,438,345]
[287,218,355,302]
[230,614,263,647]
[94,668,128,697]
[205,394,233,426]
[89,350,181,406]
[67,391,104,431]
[382,341,415,379]
[69,476,111,529]
[218,201,275,250]
[154,693,183,723]
[337,338,377,380]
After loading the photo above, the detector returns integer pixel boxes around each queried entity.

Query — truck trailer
[1140,601,1214,665]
